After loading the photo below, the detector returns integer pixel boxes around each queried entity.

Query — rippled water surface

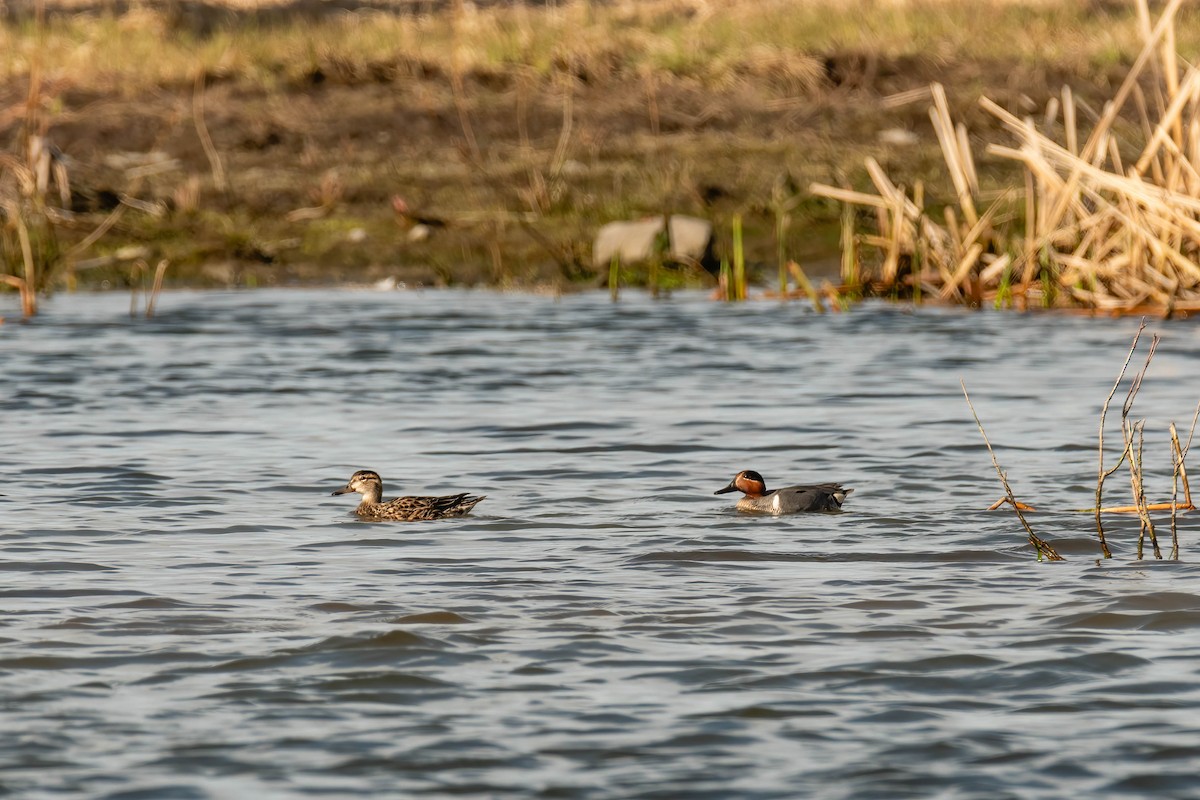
[4,289,1200,798]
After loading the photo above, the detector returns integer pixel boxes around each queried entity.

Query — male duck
[332,469,485,521]
[715,469,852,514]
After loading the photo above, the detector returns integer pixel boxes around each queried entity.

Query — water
[3,289,1200,799]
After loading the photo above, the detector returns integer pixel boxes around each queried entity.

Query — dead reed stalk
[1087,323,1197,559]
[129,258,169,318]
[961,379,1064,562]
[1170,403,1200,559]
[192,70,226,192]
[1129,419,1161,559]
[810,0,1200,315]
[1094,321,1147,556]
[146,259,168,318]
[1092,334,1196,520]
[2,0,147,315]
[968,322,1194,561]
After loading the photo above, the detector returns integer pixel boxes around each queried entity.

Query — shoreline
[3,0,1197,298]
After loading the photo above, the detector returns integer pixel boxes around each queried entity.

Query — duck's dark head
[715,469,767,497]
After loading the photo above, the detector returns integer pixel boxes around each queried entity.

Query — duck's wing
[381,493,486,520]
[782,483,852,511]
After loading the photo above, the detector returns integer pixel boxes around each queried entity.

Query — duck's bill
[331,486,353,496]
[714,483,738,495]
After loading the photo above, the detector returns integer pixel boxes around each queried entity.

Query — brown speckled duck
[332,469,485,521]
[715,469,852,514]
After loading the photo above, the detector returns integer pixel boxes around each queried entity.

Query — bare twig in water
[1171,422,1183,560]
[1129,420,1161,559]
[128,258,169,319]
[1123,332,1161,559]
[1170,401,1200,559]
[1095,320,1147,557]
[129,259,143,317]
[987,496,1036,511]
[962,380,1064,561]
[146,259,168,319]
[1100,501,1193,513]
[1123,334,1159,421]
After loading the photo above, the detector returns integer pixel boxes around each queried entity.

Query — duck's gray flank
[715,469,851,513]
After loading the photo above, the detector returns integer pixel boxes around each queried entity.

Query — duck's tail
[829,486,852,508]
[435,493,486,518]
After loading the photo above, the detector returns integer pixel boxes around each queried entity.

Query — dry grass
[1,1,138,316]
[812,0,1200,316]
[2,0,1195,95]
[1,56,65,316]
[6,0,1200,293]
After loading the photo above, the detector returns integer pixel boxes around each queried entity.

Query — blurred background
[4,0,1198,302]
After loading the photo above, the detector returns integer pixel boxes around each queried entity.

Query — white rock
[878,128,920,146]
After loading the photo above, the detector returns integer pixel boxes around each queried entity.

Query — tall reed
[609,253,620,302]
[1,2,59,318]
[811,0,1200,316]
[128,258,169,319]
[961,380,1063,562]
[718,256,733,302]
[731,214,746,302]
[2,0,138,317]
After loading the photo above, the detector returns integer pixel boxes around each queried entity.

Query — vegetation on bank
[6,0,1190,93]
[3,0,1200,315]
[816,0,1200,316]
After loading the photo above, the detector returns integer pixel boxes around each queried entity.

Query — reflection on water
[3,289,1200,798]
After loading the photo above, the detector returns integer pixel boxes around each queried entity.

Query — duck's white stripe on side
[772,493,781,513]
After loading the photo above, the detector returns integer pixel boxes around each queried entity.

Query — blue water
[3,289,1200,798]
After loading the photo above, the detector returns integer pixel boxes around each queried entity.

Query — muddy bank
[0,0,1161,292]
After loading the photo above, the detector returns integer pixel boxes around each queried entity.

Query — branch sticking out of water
[1087,324,1198,560]
[609,253,620,302]
[1170,402,1200,559]
[1128,419,1161,559]
[961,380,1064,562]
[987,496,1035,511]
[146,259,168,319]
[129,259,170,319]
[1095,320,1147,558]
[732,214,747,302]
[1121,331,1161,558]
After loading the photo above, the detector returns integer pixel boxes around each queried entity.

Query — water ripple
[1,290,1197,798]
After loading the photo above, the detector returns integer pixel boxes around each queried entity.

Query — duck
[332,469,485,521]
[715,469,852,514]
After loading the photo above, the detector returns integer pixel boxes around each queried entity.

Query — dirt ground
[1,0,1140,291]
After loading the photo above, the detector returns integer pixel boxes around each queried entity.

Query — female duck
[715,469,851,514]
[332,469,485,521]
